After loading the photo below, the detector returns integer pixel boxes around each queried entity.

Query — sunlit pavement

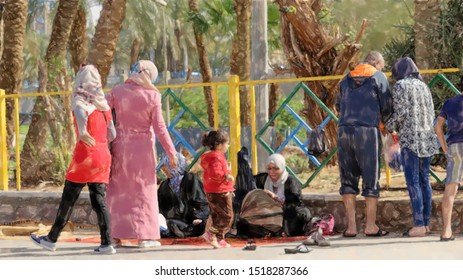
[1,233,462,260]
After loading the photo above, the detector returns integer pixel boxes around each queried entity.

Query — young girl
[30,64,117,254]
[200,129,235,248]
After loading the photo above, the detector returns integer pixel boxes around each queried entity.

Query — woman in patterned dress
[385,57,438,237]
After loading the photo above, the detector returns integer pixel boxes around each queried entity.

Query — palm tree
[0,1,5,56]
[121,0,164,70]
[20,1,52,185]
[428,0,462,69]
[21,0,81,185]
[414,0,440,70]
[188,0,214,127]
[275,0,367,158]
[0,0,28,157]
[45,0,80,91]
[46,0,80,156]
[230,0,251,126]
[87,0,127,87]
[68,3,88,74]
[201,0,235,75]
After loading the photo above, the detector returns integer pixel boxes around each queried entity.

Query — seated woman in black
[158,154,209,238]
[254,153,312,236]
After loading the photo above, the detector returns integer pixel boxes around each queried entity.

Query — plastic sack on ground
[236,189,284,238]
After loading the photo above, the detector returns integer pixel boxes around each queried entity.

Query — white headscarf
[127,60,159,91]
[264,153,289,202]
[72,64,109,114]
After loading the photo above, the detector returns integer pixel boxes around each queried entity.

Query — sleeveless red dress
[65,110,112,184]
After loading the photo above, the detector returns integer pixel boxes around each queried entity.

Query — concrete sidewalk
[1,233,462,260]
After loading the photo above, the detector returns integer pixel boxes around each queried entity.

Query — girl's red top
[200,150,235,193]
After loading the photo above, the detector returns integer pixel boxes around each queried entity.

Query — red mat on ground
[61,236,307,247]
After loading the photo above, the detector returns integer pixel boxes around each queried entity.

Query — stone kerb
[302,193,463,234]
[1,191,463,234]
[0,192,97,225]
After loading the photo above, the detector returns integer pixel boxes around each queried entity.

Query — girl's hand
[225,174,234,182]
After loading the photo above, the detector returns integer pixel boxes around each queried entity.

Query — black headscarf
[392,57,424,82]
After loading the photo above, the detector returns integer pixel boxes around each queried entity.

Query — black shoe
[440,235,455,242]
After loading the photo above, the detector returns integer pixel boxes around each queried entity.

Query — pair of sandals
[284,229,329,254]
[242,240,256,251]
[284,244,312,254]
[343,228,389,238]
[402,226,433,237]
[302,228,331,246]
[402,228,426,237]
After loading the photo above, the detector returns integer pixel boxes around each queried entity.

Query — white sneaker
[94,245,116,254]
[30,234,56,252]
[138,240,161,248]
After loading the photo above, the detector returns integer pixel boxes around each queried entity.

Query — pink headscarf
[127,60,159,91]
[72,64,110,114]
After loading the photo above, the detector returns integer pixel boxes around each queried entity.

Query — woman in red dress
[30,65,117,254]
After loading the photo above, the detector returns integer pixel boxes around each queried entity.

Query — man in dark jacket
[335,51,393,237]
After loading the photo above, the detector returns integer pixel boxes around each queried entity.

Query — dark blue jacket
[336,64,393,128]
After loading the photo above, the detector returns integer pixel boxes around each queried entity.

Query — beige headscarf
[127,60,159,90]
[264,153,289,203]
[72,64,110,114]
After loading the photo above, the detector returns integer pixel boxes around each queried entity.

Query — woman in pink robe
[106,60,177,248]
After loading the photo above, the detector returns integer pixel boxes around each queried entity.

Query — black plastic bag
[232,147,257,225]
[308,126,328,157]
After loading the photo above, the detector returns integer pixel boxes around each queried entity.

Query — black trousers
[48,180,111,245]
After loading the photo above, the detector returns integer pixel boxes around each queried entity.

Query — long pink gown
[106,81,176,240]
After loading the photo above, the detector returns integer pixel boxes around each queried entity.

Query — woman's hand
[263,189,277,199]
[78,132,96,146]
[169,155,178,169]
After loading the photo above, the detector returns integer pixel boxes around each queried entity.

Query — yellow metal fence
[0,68,460,191]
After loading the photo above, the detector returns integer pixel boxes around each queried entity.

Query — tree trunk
[175,19,189,75]
[0,1,5,56]
[68,4,88,74]
[276,0,366,164]
[230,0,251,126]
[43,0,79,166]
[129,37,140,69]
[0,0,27,164]
[269,83,280,127]
[46,0,80,91]
[45,0,83,170]
[87,0,127,87]
[21,61,57,185]
[414,0,440,70]
[21,0,80,185]
[252,0,270,171]
[189,0,214,128]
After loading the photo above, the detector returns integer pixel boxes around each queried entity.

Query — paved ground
[1,233,462,260]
